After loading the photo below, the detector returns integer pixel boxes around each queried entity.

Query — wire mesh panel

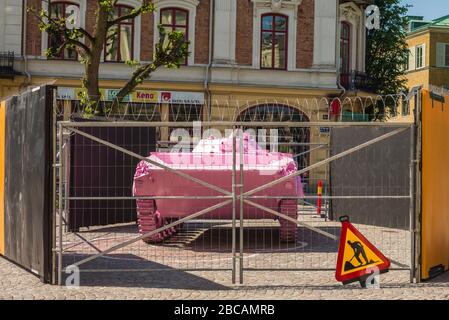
[54,94,417,285]
[59,125,237,274]
[239,124,412,272]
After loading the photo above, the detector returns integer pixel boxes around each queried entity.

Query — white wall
[213,0,236,63]
[19,59,338,89]
[313,0,337,68]
[0,0,23,54]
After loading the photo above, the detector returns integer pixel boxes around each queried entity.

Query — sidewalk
[1,256,449,300]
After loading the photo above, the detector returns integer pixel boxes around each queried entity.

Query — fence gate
[53,92,420,286]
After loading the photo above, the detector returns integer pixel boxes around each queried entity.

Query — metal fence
[53,91,419,286]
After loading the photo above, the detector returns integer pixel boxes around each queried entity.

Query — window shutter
[408,46,415,70]
[422,44,426,68]
[436,43,446,67]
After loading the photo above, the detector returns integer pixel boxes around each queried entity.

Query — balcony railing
[0,51,16,79]
[340,70,374,92]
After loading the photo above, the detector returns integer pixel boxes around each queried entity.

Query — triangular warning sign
[335,216,390,283]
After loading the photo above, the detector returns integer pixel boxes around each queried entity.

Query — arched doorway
[236,104,310,182]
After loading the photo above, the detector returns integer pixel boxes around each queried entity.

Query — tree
[365,0,410,120]
[28,0,189,115]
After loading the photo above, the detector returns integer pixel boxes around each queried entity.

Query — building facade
[0,0,373,188]
[0,0,24,92]
[406,15,449,91]
[394,15,449,123]
[1,0,373,103]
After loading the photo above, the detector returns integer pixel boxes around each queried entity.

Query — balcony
[0,52,16,79]
[340,70,374,92]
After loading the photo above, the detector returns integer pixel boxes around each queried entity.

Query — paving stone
[2,250,449,299]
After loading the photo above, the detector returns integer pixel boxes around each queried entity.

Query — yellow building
[406,15,449,91]
[389,15,449,123]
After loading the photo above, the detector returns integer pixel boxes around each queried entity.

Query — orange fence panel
[421,89,449,279]
[0,101,5,255]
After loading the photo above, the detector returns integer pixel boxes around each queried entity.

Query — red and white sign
[160,91,204,104]
[57,87,204,104]
[335,216,390,284]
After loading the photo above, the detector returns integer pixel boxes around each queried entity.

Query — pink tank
[133,133,303,243]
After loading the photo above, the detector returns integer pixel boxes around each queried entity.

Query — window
[407,46,416,71]
[416,45,425,69]
[105,5,135,62]
[340,22,351,74]
[437,43,449,67]
[236,104,310,172]
[405,53,409,71]
[160,8,189,65]
[260,14,288,70]
[48,1,80,60]
[446,44,449,66]
[340,22,351,88]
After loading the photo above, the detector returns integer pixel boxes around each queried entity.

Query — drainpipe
[20,0,32,91]
[204,0,215,121]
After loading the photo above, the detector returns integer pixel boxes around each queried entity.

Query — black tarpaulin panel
[329,127,410,230]
[69,121,156,230]
[3,86,53,282]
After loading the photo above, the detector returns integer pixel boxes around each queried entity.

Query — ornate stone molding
[251,0,303,13]
[153,0,199,7]
[340,2,362,21]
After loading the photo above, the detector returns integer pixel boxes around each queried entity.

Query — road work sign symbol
[335,216,390,284]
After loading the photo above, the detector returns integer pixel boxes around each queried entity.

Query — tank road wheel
[279,199,298,243]
[136,200,177,243]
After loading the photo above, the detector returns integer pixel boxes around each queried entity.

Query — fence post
[57,122,64,286]
[51,90,58,285]
[409,121,416,283]
[414,88,423,283]
[232,127,237,284]
[239,126,244,285]
[409,86,422,283]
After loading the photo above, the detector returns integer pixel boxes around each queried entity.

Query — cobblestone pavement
[60,217,411,272]
[1,256,449,300]
[1,216,439,300]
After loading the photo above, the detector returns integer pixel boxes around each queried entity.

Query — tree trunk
[84,3,109,114]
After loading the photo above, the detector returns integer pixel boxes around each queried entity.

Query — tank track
[136,199,178,243]
[279,199,298,243]
[137,198,298,244]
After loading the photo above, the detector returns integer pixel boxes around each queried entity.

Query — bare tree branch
[30,1,188,115]
[108,7,142,26]
[66,39,92,56]
[108,2,154,27]
[28,6,93,56]
[77,28,95,44]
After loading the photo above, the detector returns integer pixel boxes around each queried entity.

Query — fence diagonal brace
[69,199,233,269]
[243,127,409,197]
[244,199,338,240]
[68,127,231,196]
[60,216,102,253]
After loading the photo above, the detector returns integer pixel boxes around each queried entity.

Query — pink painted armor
[133,133,303,243]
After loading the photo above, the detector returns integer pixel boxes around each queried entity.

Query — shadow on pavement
[62,254,230,290]
[424,271,449,284]
[186,226,341,253]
